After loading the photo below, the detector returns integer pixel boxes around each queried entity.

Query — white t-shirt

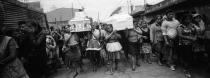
[161,18,180,38]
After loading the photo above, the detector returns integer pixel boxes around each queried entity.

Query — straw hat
[193,14,201,18]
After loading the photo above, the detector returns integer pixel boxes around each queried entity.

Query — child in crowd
[105,24,122,74]
[140,21,152,64]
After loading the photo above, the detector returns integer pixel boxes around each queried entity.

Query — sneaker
[147,60,152,64]
[80,68,84,73]
[115,66,118,70]
[185,72,191,78]
[105,71,114,75]
[132,67,136,71]
[170,66,175,71]
[132,68,136,71]
[184,70,191,78]
[73,72,79,78]
[158,61,163,66]
[136,63,141,67]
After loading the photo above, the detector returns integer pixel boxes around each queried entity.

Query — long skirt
[142,43,152,54]
[64,45,81,67]
[0,58,29,78]
[127,42,139,56]
[177,45,193,70]
[87,50,101,66]
[153,41,164,61]
[107,52,120,61]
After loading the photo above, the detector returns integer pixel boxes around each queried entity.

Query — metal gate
[0,0,47,30]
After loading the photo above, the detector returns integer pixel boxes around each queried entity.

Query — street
[1,0,210,78]
[50,59,209,78]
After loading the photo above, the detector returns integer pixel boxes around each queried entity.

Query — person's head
[137,20,143,27]
[18,21,27,30]
[0,26,6,35]
[141,21,148,28]
[166,10,175,20]
[156,15,163,25]
[106,24,113,32]
[28,21,42,34]
[50,26,55,31]
[193,14,202,22]
[101,24,107,30]
[183,14,193,25]
[133,20,139,28]
[64,25,70,33]
[91,24,97,30]
[45,29,50,35]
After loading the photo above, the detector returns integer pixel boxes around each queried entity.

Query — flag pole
[98,11,100,23]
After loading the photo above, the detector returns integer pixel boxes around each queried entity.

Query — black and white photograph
[0,0,210,78]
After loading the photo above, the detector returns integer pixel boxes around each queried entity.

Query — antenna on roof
[97,11,100,23]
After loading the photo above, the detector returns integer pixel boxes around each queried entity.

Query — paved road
[49,59,209,78]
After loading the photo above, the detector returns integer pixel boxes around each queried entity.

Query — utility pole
[55,18,57,27]
[72,2,74,19]
[130,0,133,14]
[127,0,129,14]
[97,11,100,23]
[143,0,147,21]
[144,0,147,9]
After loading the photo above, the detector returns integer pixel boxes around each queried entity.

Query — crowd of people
[0,10,209,78]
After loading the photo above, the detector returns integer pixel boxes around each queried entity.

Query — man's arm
[161,21,169,44]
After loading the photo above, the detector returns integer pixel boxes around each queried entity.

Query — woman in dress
[31,22,49,78]
[192,14,206,63]
[86,25,102,72]
[105,24,122,74]
[0,26,29,78]
[126,21,142,71]
[150,15,164,65]
[62,27,71,68]
[140,21,152,64]
[46,33,59,73]
[62,27,83,77]
[177,14,197,78]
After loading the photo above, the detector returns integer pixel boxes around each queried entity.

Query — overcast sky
[28,0,163,21]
